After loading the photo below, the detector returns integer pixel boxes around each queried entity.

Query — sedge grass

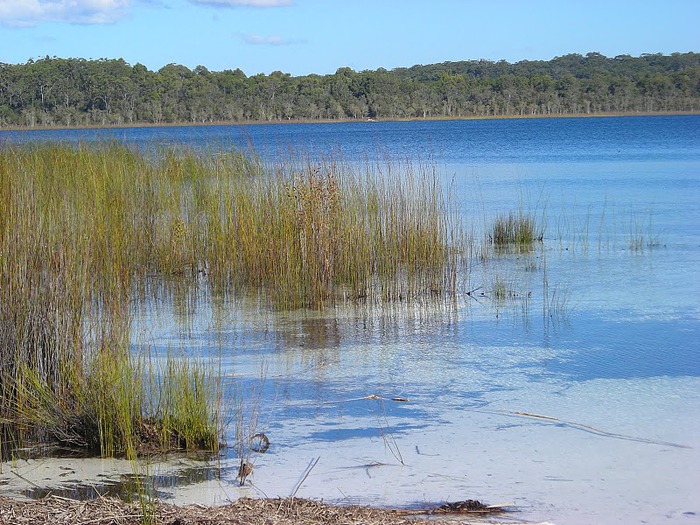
[0,143,221,460]
[0,142,470,459]
[489,211,543,249]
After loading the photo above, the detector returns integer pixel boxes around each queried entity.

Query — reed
[202,153,464,307]
[489,211,542,248]
[628,208,661,252]
[491,276,508,301]
[146,354,221,453]
[0,142,469,459]
[0,143,220,460]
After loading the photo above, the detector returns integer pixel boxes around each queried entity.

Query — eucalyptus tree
[0,53,698,127]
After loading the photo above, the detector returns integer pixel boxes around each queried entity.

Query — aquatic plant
[0,142,469,460]
[489,211,542,248]
[201,153,467,307]
[628,208,661,252]
[0,143,221,460]
[491,276,508,301]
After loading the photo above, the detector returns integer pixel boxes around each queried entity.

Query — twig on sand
[492,409,691,449]
[318,394,410,405]
[291,456,320,498]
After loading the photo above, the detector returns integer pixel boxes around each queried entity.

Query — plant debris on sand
[0,496,506,525]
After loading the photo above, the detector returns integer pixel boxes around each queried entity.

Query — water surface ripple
[2,115,699,525]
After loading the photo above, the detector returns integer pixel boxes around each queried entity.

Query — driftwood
[435,499,508,513]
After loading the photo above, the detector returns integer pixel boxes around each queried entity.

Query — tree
[0,53,698,128]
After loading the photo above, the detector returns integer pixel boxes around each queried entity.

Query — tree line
[1,52,698,128]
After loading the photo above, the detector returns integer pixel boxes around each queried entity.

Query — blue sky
[1,0,698,76]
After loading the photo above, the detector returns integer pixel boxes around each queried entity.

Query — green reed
[489,211,543,248]
[200,153,465,307]
[0,142,470,458]
[0,143,221,459]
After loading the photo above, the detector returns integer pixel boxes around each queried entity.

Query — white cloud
[0,0,42,26]
[241,33,302,46]
[191,0,293,7]
[134,0,169,6]
[0,0,130,27]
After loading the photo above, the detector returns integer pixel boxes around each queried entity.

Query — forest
[0,52,698,127]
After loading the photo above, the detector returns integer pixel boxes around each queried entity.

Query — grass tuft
[489,211,542,248]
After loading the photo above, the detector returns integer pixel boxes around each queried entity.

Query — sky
[0,0,698,76]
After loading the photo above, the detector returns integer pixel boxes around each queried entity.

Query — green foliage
[1,52,699,127]
[149,357,221,453]
[0,143,223,459]
[490,212,542,247]
[0,142,469,459]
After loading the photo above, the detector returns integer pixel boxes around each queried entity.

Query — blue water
[5,116,698,243]
[4,115,699,165]
[3,116,700,524]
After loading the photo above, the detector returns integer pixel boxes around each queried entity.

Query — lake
[2,115,699,525]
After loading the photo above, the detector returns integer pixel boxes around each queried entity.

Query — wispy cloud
[134,0,169,6]
[191,0,293,7]
[241,33,303,46]
[0,0,130,27]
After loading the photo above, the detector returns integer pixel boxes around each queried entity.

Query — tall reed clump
[489,211,543,250]
[0,142,467,459]
[146,355,221,453]
[203,155,465,308]
[0,143,220,460]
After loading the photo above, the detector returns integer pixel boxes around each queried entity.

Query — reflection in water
[22,459,230,502]
[282,316,342,351]
[2,116,699,525]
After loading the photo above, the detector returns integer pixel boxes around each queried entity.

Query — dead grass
[0,496,499,525]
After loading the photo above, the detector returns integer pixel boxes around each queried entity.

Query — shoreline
[0,495,527,525]
[0,110,698,133]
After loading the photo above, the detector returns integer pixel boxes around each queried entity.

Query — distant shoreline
[1,110,698,133]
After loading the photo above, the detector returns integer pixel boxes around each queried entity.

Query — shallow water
[2,116,699,524]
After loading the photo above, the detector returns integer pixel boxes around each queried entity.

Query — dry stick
[490,409,691,449]
[291,456,320,498]
[317,394,409,406]
[9,469,43,489]
[311,395,408,464]
[307,396,688,449]
[48,495,81,503]
[375,398,405,465]
[246,480,270,499]
[75,514,144,525]
[464,286,485,304]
